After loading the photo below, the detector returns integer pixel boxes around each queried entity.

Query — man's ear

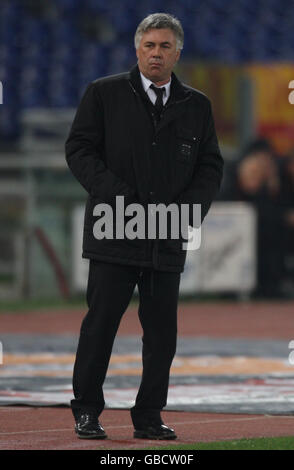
[175,49,181,63]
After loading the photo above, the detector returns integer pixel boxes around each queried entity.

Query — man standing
[65,13,223,440]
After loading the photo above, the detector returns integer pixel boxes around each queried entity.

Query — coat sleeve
[174,99,224,226]
[65,83,137,205]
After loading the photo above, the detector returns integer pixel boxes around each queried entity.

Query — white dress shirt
[140,72,171,106]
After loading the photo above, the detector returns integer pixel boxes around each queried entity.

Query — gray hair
[134,13,184,51]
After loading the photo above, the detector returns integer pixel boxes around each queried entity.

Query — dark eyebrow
[144,41,172,46]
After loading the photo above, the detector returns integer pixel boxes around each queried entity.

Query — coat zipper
[129,80,191,266]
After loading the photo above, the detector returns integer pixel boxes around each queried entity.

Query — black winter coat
[65,65,223,273]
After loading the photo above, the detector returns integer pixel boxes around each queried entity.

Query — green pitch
[142,436,294,450]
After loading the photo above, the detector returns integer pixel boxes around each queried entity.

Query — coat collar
[128,64,191,106]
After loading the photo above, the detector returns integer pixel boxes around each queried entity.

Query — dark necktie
[150,84,165,118]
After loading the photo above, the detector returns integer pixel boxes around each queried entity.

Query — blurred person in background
[219,138,284,298]
[279,149,294,291]
[65,13,223,440]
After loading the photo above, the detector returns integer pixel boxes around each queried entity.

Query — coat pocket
[176,127,199,165]
[84,195,105,230]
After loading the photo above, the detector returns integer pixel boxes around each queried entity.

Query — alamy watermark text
[92,196,201,250]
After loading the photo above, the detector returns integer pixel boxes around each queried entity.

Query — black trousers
[71,260,181,423]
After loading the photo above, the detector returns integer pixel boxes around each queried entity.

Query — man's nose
[152,46,162,57]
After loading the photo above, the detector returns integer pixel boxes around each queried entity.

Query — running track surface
[1,408,294,450]
[1,300,293,338]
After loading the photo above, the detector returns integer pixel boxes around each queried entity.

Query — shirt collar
[140,71,171,97]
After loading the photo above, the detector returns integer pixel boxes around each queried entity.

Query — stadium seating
[1,0,294,142]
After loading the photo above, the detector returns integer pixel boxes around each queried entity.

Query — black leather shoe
[75,412,107,439]
[134,423,177,440]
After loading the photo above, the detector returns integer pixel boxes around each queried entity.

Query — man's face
[136,28,181,85]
